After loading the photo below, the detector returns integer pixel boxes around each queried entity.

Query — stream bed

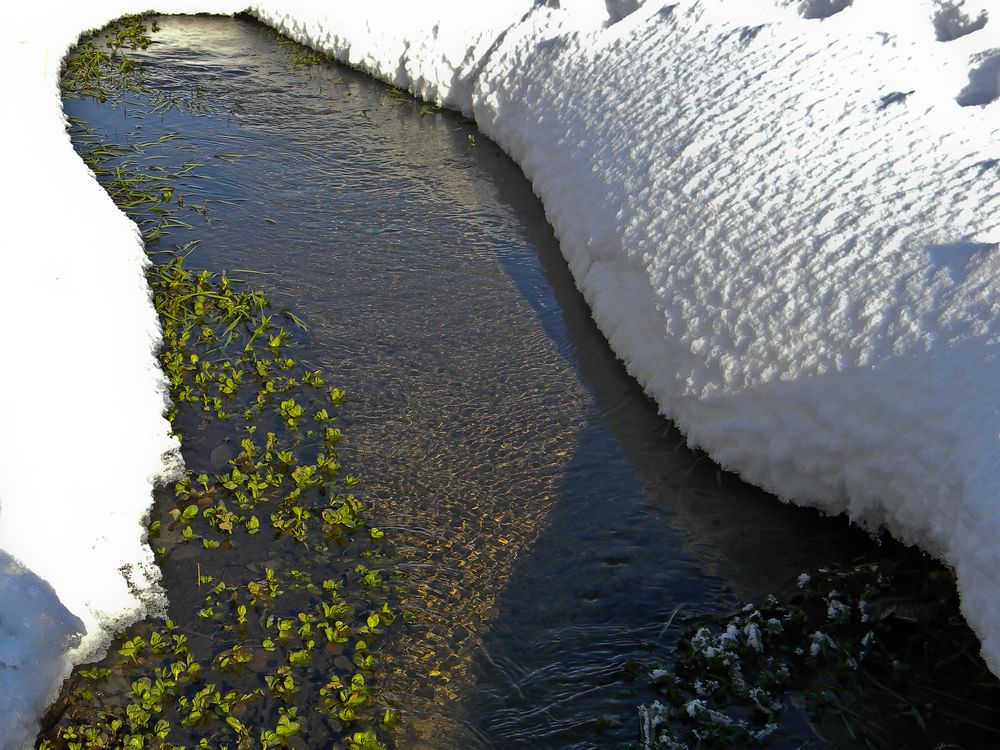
[57,14,901,749]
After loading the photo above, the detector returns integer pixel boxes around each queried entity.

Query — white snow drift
[2,0,999,745]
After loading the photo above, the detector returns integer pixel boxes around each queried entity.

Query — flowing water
[62,15,886,748]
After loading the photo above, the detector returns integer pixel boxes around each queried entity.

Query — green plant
[639,554,1000,749]
[44,14,404,749]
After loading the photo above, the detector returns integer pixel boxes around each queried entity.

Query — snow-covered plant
[640,555,1000,748]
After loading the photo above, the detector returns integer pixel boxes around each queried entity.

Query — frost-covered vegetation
[640,550,1000,749]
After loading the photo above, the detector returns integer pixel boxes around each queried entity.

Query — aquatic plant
[639,550,1000,749]
[60,13,157,103]
[46,14,404,750]
[263,21,333,71]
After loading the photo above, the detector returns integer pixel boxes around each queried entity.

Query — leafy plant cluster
[45,14,405,750]
[43,556,401,749]
[62,13,215,120]
[60,13,158,103]
[640,553,1000,750]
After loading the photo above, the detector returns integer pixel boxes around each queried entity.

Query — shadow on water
[453,138,883,749]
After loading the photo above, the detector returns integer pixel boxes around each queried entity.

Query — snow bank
[467,0,1000,665]
[251,0,535,115]
[253,0,1000,673]
[3,0,999,744]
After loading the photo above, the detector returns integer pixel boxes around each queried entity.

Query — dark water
[64,15,883,749]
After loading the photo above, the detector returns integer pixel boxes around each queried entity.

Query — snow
[2,0,999,745]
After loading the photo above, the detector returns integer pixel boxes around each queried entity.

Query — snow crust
[3,0,999,744]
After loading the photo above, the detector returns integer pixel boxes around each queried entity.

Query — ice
[3,0,1000,745]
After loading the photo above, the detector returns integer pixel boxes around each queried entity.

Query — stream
[60,14,889,749]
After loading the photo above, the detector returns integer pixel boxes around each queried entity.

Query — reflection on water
[66,15,878,748]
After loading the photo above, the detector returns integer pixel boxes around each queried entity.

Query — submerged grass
[263,22,333,71]
[46,13,403,750]
[60,14,158,103]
